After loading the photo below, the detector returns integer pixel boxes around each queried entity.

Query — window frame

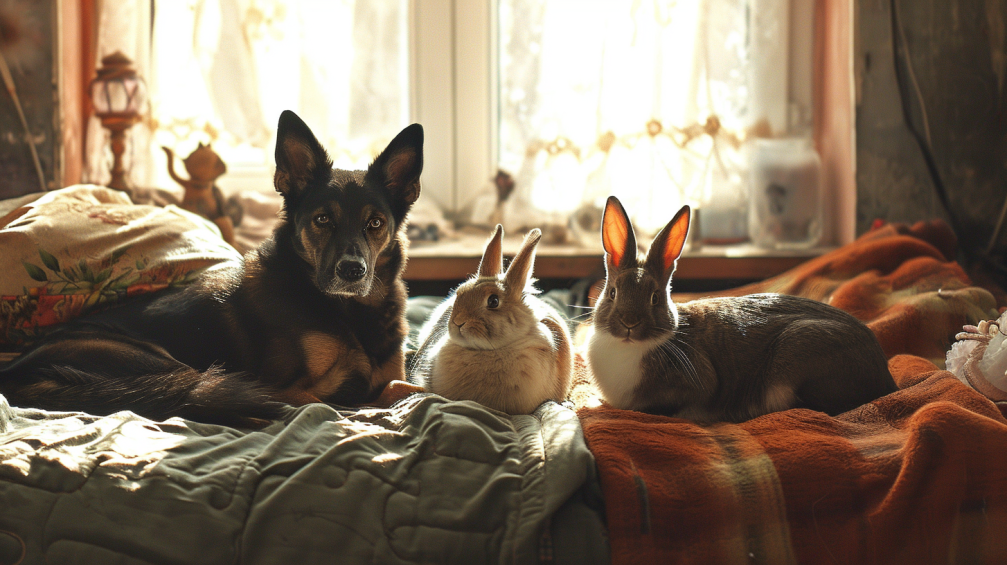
[411,0,498,219]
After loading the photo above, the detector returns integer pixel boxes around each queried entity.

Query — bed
[1,186,1005,564]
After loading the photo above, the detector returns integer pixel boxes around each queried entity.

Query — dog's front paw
[370,380,426,408]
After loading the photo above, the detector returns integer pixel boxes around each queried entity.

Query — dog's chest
[260,331,371,399]
[305,330,370,376]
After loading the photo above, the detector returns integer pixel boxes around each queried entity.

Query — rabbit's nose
[620,319,640,330]
[453,320,466,329]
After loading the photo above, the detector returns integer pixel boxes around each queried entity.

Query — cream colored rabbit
[411,226,573,414]
[586,196,898,422]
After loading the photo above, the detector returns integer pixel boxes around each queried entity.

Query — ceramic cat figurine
[163,143,240,246]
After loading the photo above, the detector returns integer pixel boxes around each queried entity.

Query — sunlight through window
[149,0,409,193]
[497,0,811,243]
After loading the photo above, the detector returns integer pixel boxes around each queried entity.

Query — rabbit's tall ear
[645,205,691,281]
[602,196,637,272]
[505,228,542,293]
[477,225,504,278]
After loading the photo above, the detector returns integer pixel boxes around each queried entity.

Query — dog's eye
[608,287,616,300]
[368,217,384,230]
[313,214,329,226]
[651,292,658,305]
[487,294,500,309]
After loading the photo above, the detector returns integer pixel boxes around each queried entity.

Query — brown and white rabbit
[411,225,573,414]
[586,196,898,422]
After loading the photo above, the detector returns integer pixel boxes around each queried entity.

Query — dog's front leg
[371,348,406,389]
[272,389,326,406]
[368,349,425,408]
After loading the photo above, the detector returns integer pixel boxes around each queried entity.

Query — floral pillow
[0,185,241,346]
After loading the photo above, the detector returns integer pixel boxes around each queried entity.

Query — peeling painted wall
[0,0,60,199]
[856,0,1007,256]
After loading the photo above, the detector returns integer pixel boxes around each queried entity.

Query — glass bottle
[747,137,823,249]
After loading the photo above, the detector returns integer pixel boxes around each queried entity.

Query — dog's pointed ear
[645,205,690,281]
[602,196,637,272]
[477,224,504,278]
[274,110,332,200]
[505,228,542,295]
[367,124,423,217]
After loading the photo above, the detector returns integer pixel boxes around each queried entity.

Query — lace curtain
[494,0,811,242]
[83,0,813,245]
[84,0,408,196]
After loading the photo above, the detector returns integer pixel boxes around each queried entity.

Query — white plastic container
[747,137,823,249]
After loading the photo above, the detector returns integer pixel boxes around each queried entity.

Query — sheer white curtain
[83,0,813,246]
[495,0,808,242]
[85,0,409,197]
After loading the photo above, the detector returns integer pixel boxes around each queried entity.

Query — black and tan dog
[0,111,423,424]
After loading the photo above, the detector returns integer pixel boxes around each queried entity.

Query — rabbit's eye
[487,294,500,309]
[608,287,616,300]
[651,292,659,305]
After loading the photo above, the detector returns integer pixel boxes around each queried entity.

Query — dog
[0,110,423,425]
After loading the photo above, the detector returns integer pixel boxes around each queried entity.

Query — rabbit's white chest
[428,326,557,414]
[586,329,663,410]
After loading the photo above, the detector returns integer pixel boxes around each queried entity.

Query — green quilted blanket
[0,394,607,564]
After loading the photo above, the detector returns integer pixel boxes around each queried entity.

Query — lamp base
[99,114,139,196]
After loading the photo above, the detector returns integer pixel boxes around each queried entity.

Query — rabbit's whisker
[655,338,701,391]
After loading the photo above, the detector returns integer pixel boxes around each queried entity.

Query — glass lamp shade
[89,51,147,118]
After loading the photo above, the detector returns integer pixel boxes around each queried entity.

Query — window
[439,0,827,246]
[90,0,851,248]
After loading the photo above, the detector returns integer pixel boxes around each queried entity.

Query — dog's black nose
[338,260,366,281]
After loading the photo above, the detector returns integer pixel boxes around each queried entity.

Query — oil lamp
[89,51,147,193]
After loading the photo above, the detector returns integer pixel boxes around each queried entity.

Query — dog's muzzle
[324,258,372,297]
[337,259,366,282]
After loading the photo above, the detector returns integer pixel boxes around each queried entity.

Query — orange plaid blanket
[575,220,1007,564]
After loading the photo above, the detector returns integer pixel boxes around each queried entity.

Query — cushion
[0,185,241,346]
